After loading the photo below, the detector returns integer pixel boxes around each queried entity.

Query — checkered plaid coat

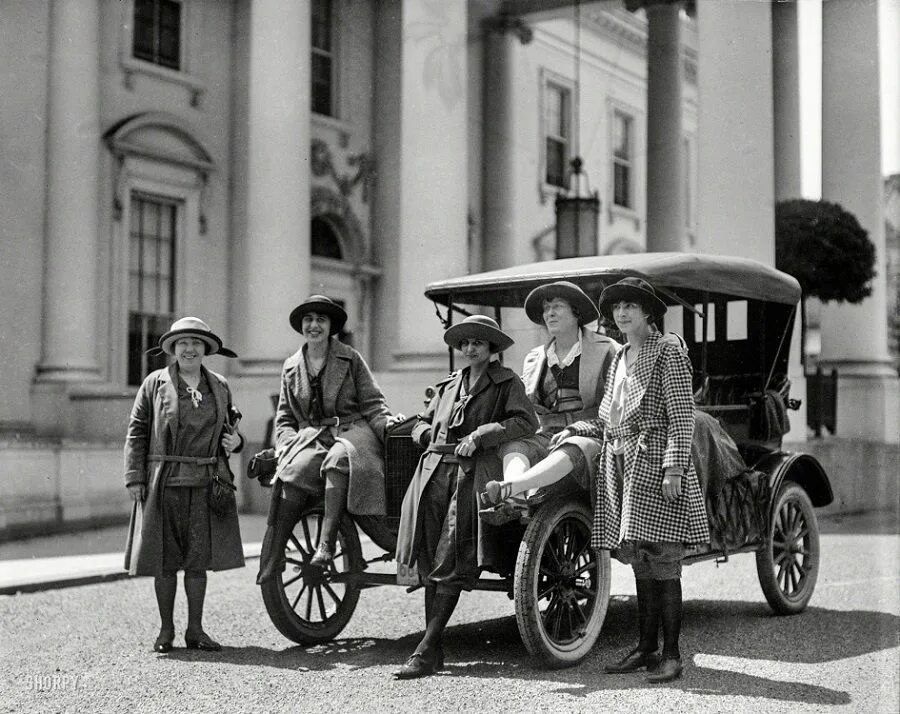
[570,331,709,550]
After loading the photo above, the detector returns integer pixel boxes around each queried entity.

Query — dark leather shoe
[604,647,660,673]
[153,631,174,653]
[392,652,436,679]
[647,656,683,683]
[185,632,222,652]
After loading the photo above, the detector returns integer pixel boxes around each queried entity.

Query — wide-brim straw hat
[157,317,238,358]
[289,295,348,335]
[523,280,599,326]
[598,277,668,323]
[443,315,514,354]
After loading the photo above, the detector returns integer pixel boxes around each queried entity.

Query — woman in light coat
[124,317,244,653]
[393,316,537,679]
[256,296,402,582]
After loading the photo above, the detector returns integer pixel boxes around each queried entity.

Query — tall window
[311,217,343,259]
[612,110,633,209]
[128,194,177,386]
[133,0,182,70]
[544,82,571,188]
[312,0,335,116]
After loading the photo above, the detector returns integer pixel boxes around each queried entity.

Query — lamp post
[555,156,600,258]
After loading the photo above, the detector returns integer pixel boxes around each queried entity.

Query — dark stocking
[658,578,683,659]
[415,590,460,658]
[319,485,347,551]
[184,571,207,637]
[636,578,660,654]
[154,573,177,635]
[256,493,306,583]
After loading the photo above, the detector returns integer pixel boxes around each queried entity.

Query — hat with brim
[443,315,514,354]
[524,280,599,326]
[157,317,238,358]
[289,295,348,336]
[598,277,667,324]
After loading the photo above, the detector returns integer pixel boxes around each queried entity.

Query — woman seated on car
[393,315,537,679]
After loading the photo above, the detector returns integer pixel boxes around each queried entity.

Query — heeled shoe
[478,481,527,526]
[310,542,334,568]
[392,650,438,679]
[604,647,660,673]
[185,631,222,652]
[153,631,174,653]
[646,656,683,683]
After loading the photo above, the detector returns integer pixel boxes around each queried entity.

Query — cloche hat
[157,317,238,358]
[443,315,514,354]
[523,281,599,327]
[598,277,667,324]
[289,295,348,336]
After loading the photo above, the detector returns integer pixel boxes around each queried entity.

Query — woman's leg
[647,578,683,683]
[256,483,308,583]
[605,562,660,673]
[183,570,221,650]
[394,586,461,679]
[485,449,575,504]
[311,444,351,566]
[153,573,177,652]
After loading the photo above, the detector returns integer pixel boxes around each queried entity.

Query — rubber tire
[755,481,820,615]
[260,506,364,644]
[514,497,611,668]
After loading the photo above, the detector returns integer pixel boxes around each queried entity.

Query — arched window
[311,216,343,259]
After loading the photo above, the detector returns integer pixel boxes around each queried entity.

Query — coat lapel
[578,328,603,407]
[521,346,545,400]
[321,340,351,415]
[293,347,313,418]
[161,364,180,445]
[203,365,227,434]
[621,331,662,423]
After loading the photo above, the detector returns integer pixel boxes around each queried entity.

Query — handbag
[247,447,278,485]
[207,465,237,516]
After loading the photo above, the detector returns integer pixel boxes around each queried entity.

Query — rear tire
[514,498,610,667]
[260,506,364,644]
[755,481,820,614]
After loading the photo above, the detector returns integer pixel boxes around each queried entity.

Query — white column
[645,1,684,252]
[240,0,311,375]
[373,0,469,375]
[37,0,101,382]
[819,0,899,443]
[482,27,518,270]
[772,0,802,200]
[695,0,775,264]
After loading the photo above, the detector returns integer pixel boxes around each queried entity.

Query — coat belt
[538,408,597,429]
[302,413,366,428]
[147,455,218,465]
[604,419,667,441]
[426,442,464,464]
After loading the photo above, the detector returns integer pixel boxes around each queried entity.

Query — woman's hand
[454,433,479,457]
[549,428,572,448]
[221,430,242,454]
[386,413,407,429]
[127,484,146,502]
[661,469,683,502]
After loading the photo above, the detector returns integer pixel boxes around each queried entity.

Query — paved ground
[0,509,897,713]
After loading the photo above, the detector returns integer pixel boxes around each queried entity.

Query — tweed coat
[274,338,391,515]
[521,327,619,414]
[395,361,538,574]
[123,364,245,576]
[569,331,709,550]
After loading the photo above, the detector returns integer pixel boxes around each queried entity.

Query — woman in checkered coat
[567,277,709,683]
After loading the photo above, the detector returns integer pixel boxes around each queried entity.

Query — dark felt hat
[289,295,348,335]
[598,277,667,323]
[158,317,238,358]
[523,280,599,326]
[443,315,514,353]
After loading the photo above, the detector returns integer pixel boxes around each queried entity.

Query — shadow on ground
[162,597,898,707]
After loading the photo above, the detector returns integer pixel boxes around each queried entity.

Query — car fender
[751,450,834,508]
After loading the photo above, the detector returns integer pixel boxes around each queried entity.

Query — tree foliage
[775,199,876,303]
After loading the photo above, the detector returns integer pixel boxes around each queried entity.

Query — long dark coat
[274,338,391,515]
[123,364,245,576]
[572,331,709,550]
[395,361,537,574]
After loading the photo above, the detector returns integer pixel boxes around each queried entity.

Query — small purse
[247,448,278,486]
[207,466,237,516]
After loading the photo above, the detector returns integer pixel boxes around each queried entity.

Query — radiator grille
[384,435,424,527]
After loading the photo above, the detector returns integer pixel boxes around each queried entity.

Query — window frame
[611,108,635,210]
[606,98,642,226]
[132,0,183,71]
[311,0,339,118]
[540,69,575,194]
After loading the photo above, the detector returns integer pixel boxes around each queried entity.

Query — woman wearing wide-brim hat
[391,316,537,679]
[479,280,620,521]
[256,295,404,582]
[123,317,245,653]
[523,277,707,682]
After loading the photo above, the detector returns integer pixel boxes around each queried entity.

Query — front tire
[260,506,364,644]
[755,481,820,614]
[514,498,611,667]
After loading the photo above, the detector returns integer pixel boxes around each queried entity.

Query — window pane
[312,57,332,116]
[614,112,631,160]
[311,217,343,259]
[546,87,562,136]
[614,163,631,208]
[312,0,332,51]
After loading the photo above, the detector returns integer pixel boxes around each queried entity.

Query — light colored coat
[521,327,619,414]
[274,338,391,515]
[571,331,709,549]
[123,364,245,576]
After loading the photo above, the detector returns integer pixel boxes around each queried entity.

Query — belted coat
[570,331,709,550]
[395,361,538,575]
[274,338,391,515]
[123,364,245,577]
